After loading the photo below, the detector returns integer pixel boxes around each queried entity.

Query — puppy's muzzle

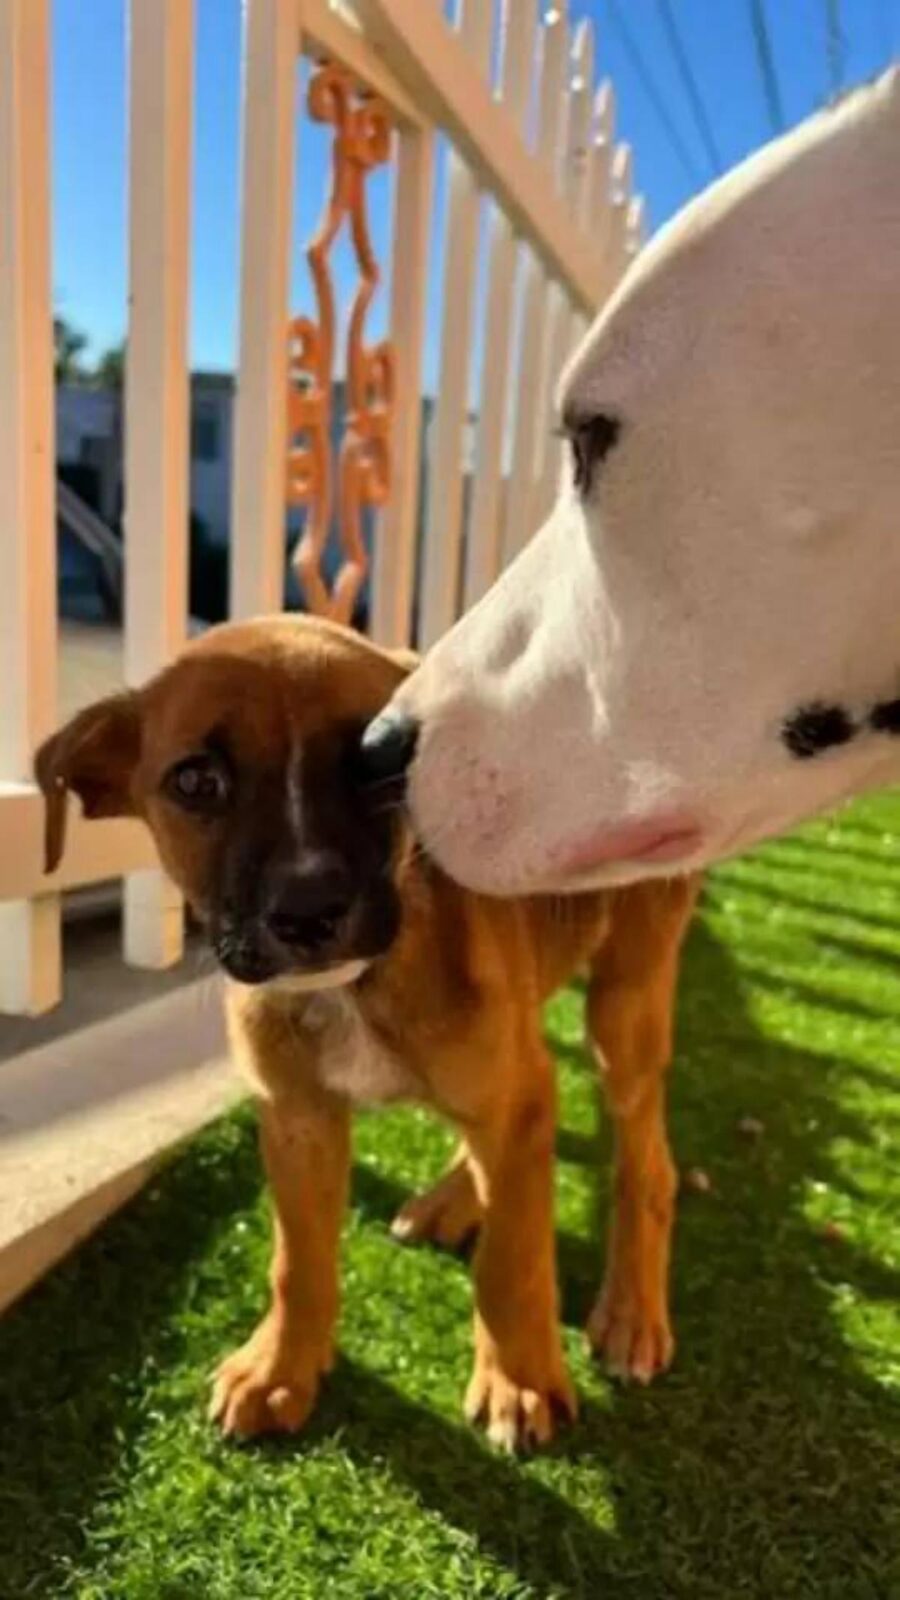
[266,854,354,949]
[216,853,356,983]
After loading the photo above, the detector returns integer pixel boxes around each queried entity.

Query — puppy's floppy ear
[34,693,141,874]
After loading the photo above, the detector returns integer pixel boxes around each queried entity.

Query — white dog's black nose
[360,711,419,785]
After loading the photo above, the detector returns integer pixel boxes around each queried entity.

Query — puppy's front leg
[210,1009,350,1438]
[586,877,699,1383]
[464,1041,575,1452]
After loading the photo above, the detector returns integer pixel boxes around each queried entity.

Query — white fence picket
[607,141,635,286]
[417,0,495,648]
[230,0,299,619]
[535,17,596,524]
[627,192,647,261]
[559,40,604,394]
[568,19,597,224]
[463,0,538,610]
[122,0,193,970]
[577,85,633,335]
[588,80,616,286]
[371,121,435,647]
[0,0,60,1014]
[354,0,608,310]
[500,1,570,563]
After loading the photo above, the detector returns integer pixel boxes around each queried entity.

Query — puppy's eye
[163,753,231,814]
[561,411,621,497]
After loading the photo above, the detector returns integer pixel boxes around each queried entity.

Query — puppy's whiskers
[360,772,408,798]
[369,796,405,822]
[190,941,220,982]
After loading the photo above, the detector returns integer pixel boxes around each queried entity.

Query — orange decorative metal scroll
[287,61,395,624]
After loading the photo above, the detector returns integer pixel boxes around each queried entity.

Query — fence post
[501,1,569,563]
[606,141,635,287]
[534,16,595,524]
[417,0,495,649]
[122,0,193,969]
[627,189,646,261]
[370,121,434,648]
[230,0,300,619]
[0,0,61,1014]
[588,80,616,279]
[463,0,538,610]
[582,91,637,318]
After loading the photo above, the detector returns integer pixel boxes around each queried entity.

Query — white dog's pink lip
[557,815,704,873]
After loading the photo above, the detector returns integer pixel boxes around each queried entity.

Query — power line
[875,0,894,60]
[824,0,845,98]
[656,0,723,176]
[604,0,703,186]
[748,0,785,135]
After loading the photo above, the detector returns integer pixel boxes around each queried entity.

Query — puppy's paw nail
[522,1391,553,1446]
[487,1416,518,1454]
[207,1383,227,1423]
[606,1360,630,1384]
[683,1166,712,1194]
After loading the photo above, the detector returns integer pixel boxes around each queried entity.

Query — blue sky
[53,0,897,389]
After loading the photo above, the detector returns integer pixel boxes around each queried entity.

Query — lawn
[2,794,900,1598]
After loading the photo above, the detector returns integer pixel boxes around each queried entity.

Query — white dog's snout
[391,71,900,896]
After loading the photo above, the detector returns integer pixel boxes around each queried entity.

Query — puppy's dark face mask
[35,622,415,987]
[155,714,404,986]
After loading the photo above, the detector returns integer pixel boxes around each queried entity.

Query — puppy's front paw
[390,1162,483,1251]
[587,1284,674,1384]
[209,1316,329,1439]
[464,1349,577,1452]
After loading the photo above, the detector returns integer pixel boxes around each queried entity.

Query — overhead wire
[656,0,723,176]
[603,0,703,185]
[875,0,894,60]
[748,0,785,134]
[823,0,846,100]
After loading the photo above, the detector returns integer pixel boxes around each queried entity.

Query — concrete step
[0,978,240,1313]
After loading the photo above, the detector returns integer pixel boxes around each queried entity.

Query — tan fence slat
[122,0,193,970]
[500,1,570,564]
[417,0,495,647]
[355,0,610,311]
[371,123,435,646]
[230,0,299,619]
[0,0,60,1014]
[463,0,539,609]
[535,16,596,524]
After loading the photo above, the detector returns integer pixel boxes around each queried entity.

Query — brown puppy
[36,616,698,1450]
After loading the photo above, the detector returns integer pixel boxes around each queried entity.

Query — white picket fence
[0,0,642,1021]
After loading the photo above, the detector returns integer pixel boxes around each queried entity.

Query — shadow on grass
[351,916,900,1593]
[1,918,899,1597]
[709,865,900,937]
[0,1107,265,1589]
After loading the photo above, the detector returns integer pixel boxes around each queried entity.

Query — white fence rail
[0,0,59,1015]
[0,0,642,1017]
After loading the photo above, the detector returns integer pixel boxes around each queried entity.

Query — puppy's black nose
[264,854,354,953]
[359,711,419,785]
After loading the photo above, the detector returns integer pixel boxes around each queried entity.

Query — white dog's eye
[561,411,621,497]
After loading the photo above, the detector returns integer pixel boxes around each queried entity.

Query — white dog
[364,67,900,897]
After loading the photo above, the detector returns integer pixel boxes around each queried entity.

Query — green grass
[3,795,900,1599]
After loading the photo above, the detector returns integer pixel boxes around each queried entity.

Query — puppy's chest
[301,991,417,1104]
